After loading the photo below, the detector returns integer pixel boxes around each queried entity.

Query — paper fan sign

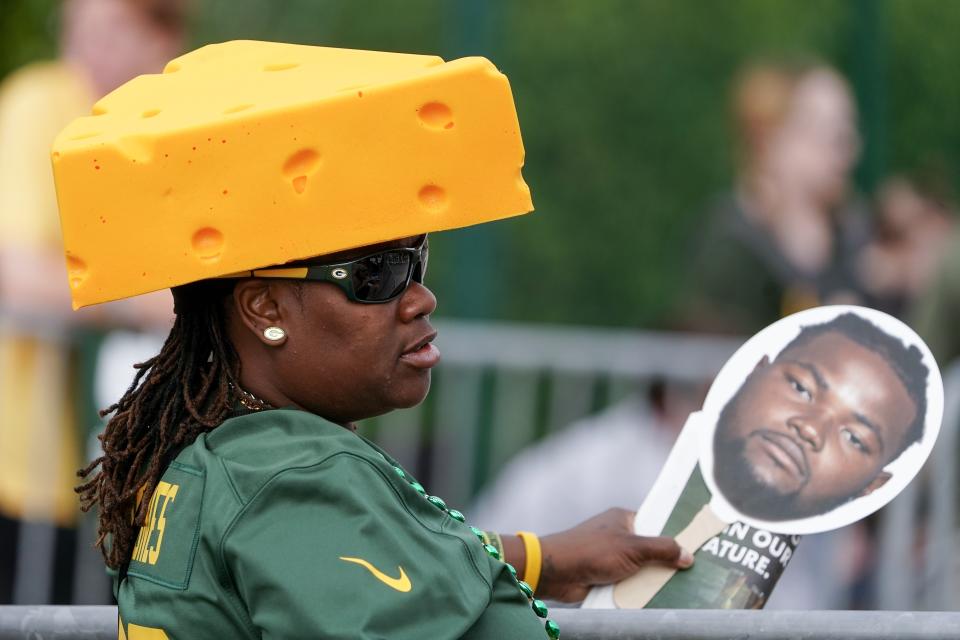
[584,305,943,610]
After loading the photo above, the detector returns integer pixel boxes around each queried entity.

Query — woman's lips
[399,342,440,369]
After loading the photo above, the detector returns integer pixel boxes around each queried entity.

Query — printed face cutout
[699,306,942,534]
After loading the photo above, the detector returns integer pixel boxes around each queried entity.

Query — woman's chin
[349,379,432,422]
[392,377,432,410]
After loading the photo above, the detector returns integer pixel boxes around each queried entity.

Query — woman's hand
[515,508,694,602]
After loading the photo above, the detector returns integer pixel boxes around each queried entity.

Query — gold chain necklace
[232,384,275,412]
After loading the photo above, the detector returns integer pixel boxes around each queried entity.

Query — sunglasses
[239,236,428,304]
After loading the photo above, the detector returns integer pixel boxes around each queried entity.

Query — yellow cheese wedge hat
[51,40,533,309]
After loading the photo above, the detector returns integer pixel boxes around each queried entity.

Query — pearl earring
[263,326,286,341]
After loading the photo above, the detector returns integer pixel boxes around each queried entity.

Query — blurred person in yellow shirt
[0,0,185,603]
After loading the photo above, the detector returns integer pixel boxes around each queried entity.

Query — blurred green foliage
[0,0,59,79]
[3,0,959,327]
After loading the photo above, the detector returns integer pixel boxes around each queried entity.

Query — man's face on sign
[712,330,917,521]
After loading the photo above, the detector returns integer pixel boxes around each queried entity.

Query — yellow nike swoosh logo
[339,556,412,593]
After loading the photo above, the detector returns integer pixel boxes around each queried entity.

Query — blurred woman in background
[681,61,875,334]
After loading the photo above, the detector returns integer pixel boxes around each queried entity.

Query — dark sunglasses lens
[352,251,412,301]
[413,246,428,283]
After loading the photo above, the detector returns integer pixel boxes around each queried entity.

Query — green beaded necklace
[392,465,560,639]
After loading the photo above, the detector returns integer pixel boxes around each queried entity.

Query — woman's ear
[232,280,288,346]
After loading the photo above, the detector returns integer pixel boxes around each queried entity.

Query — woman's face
[767,70,861,207]
[233,236,439,424]
[63,0,183,94]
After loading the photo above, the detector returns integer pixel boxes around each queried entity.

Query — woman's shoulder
[205,407,362,456]
[175,408,379,503]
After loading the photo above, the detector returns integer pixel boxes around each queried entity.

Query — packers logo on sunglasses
[224,236,429,304]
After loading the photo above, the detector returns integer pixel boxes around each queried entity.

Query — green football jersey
[117,408,546,639]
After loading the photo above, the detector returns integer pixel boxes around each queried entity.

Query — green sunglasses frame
[228,237,428,304]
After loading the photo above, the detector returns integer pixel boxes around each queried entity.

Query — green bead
[426,495,447,511]
[410,481,426,495]
[517,580,534,598]
[392,466,406,480]
[470,526,485,541]
[505,563,518,579]
[447,509,465,522]
[531,599,548,618]
[482,543,501,560]
[545,619,560,639]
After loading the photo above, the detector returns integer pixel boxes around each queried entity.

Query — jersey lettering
[132,482,180,565]
[119,615,170,639]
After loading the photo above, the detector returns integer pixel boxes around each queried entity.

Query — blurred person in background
[470,382,698,536]
[865,171,959,365]
[0,0,185,604]
[858,175,954,319]
[909,189,960,612]
[680,61,876,334]
[911,225,960,369]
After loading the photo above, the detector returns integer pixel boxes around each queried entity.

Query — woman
[681,61,874,334]
[58,42,692,639]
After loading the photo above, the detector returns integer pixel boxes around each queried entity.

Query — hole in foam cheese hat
[51,40,533,309]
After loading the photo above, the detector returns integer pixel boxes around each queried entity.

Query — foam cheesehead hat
[51,40,533,309]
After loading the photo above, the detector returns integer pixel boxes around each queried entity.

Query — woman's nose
[398,281,437,321]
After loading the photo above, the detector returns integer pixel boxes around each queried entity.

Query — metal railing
[877,361,960,610]
[375,320,960,612]
[3,606,960,640]
[1,316,958,614]
[369,319,741,508]
[550,609,960,639]
[0,606,114,640]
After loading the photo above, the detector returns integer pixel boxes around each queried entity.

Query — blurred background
[2,0,959,616]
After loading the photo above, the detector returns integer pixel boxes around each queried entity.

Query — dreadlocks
[76,279,240,569]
